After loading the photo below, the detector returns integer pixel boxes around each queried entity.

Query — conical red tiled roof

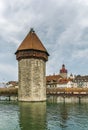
[16,28,49,55]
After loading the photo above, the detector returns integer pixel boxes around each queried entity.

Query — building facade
[73,75,88,88]
[46,64,88,88]
[46,64,75,88]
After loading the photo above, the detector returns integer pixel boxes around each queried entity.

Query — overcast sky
[0,0,88,82]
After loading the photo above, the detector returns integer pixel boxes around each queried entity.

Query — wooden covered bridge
[46,87,88,97]
[0,87,88,101]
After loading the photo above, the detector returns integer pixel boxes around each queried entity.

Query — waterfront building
[57,78,74,88]
[46,64,74,88]
[46,74,63,88]
[46,75,73,88]
[73,75,88,88]
[15,28,49,101]
[6,81,18,88]
[46,64,88,88]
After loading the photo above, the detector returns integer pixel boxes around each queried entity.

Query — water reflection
[47,103,69,129]
[19,102,47,130]
[59,103,68,128]
[0,101,88,130]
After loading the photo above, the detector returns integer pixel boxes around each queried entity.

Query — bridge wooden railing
[1,87,88,96]
[0,88,18,96]
[46,87,88,95]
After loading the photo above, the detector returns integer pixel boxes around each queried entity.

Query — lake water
[0,101,88,130]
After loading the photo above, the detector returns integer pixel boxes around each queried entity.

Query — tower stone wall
[18,58,46,101]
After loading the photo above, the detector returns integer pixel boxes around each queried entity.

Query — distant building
[46,74,63,88]
[46,74,73,88]
[46,64,74,88]
[57,78,74,88]
[60,64,68,78]
[6,81,18,88]
[46,64,88,88]
[73,75,88,88]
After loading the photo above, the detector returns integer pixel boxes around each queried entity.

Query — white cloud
[0,0,88,81]
[0,1,5,14]
[72,49,88,58]
[0,63,17,82]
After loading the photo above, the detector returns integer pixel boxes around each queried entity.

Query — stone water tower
[15,29,49,101]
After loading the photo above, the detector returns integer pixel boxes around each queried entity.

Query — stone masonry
[15,29,49,101]
[18,58,46,101]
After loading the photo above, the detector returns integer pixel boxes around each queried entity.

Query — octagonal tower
[15,29,49,101]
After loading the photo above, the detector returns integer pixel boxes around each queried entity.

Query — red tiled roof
[46,74,62,81]
[46,74,73,84]
[58,79,69,84]
[16,29,49,55]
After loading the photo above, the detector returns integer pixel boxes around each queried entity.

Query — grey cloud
[0,0,88,81]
